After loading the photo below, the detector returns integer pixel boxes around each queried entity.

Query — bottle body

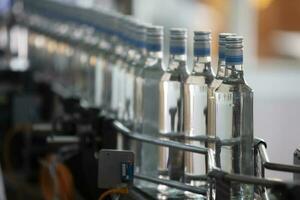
[159,60,187,182]
[215,79,254,200]
[101,53,112,112]
[110,54,122,116]
[184,74,209,181]
[124,56,137,126]
[131,54,147,173]
[141,63,164,178]
[115,56,127,149]
[94,53,107,108]
[117,60,127,121]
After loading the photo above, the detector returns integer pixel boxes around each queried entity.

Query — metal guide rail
[112,120,300,199]
[46,119,300,199]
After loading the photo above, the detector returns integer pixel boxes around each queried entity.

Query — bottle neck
[139,47,147,57]
[216,59,226,80]
[127,42,138,58]
[149,50,163,59]
[225,48,244,82]
[225,64,245,83]
[168,53,187,71]
[192,55,211,73]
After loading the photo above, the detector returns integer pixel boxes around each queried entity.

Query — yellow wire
[98,188,129,200]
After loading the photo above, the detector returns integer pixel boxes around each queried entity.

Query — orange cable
[40,155,75,200]
[98,188,129,200]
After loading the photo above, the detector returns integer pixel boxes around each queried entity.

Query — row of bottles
[27,10,254,200]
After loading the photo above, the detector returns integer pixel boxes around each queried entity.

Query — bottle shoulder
[215,81,253,94]
[184,75,209,85]
[143,65,164,79]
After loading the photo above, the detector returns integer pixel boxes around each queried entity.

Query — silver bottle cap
[127,17,138,45]
[122,16,135,43]
[225,36,243,65]
[219,33,236,60]
[194,31,211,57]
[146,25,163,51]
[135,22,148,48]
[169,28,187,54]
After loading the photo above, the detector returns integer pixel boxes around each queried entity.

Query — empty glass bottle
[215,36,254,200]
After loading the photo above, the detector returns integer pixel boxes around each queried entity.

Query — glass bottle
[96,12,113,112]
[117,16,131,122]
[215,36,254,200]
[123,18,139,128]
[109,13,123,117]
[184,31,214,188]
[207,33,236,169]
[131,22,148,174]
[159,28,188,183]
[133,22,148,133]
[140,25,164,179]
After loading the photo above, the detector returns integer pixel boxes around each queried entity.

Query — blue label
[219,51,225,60]
[170,46,185,55]
[226,55,243,64]
[194,48,210,56]
[127,37,134,45]
[146,43,161,51]
[135,40,145,49]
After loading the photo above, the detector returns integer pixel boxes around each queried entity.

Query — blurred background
[0,0,299,199]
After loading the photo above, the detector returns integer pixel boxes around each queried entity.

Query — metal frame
[113,120,300,194]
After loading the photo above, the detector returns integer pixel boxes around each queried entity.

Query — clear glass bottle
[68,25,86,100]
[159,28,188,183]
[85,30,100,108]
[184,31,214,188]
[100,12,117,114]
[113,17,136,150]
[123,18,139,127]
[140,25,164,179]
[215,36,254,200]
[117,17,130,122]
[131,22,148,174]
[207,33,236,169]
[95,12,111,111]
[109,14,123,117]
[133,22,148,133]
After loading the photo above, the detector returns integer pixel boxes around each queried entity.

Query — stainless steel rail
[134,174,207,195]
[46,135,80,144]
[258,143,300,174]
[113,121,208,155]
[114,121,300,188]
[208,169,295,188]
